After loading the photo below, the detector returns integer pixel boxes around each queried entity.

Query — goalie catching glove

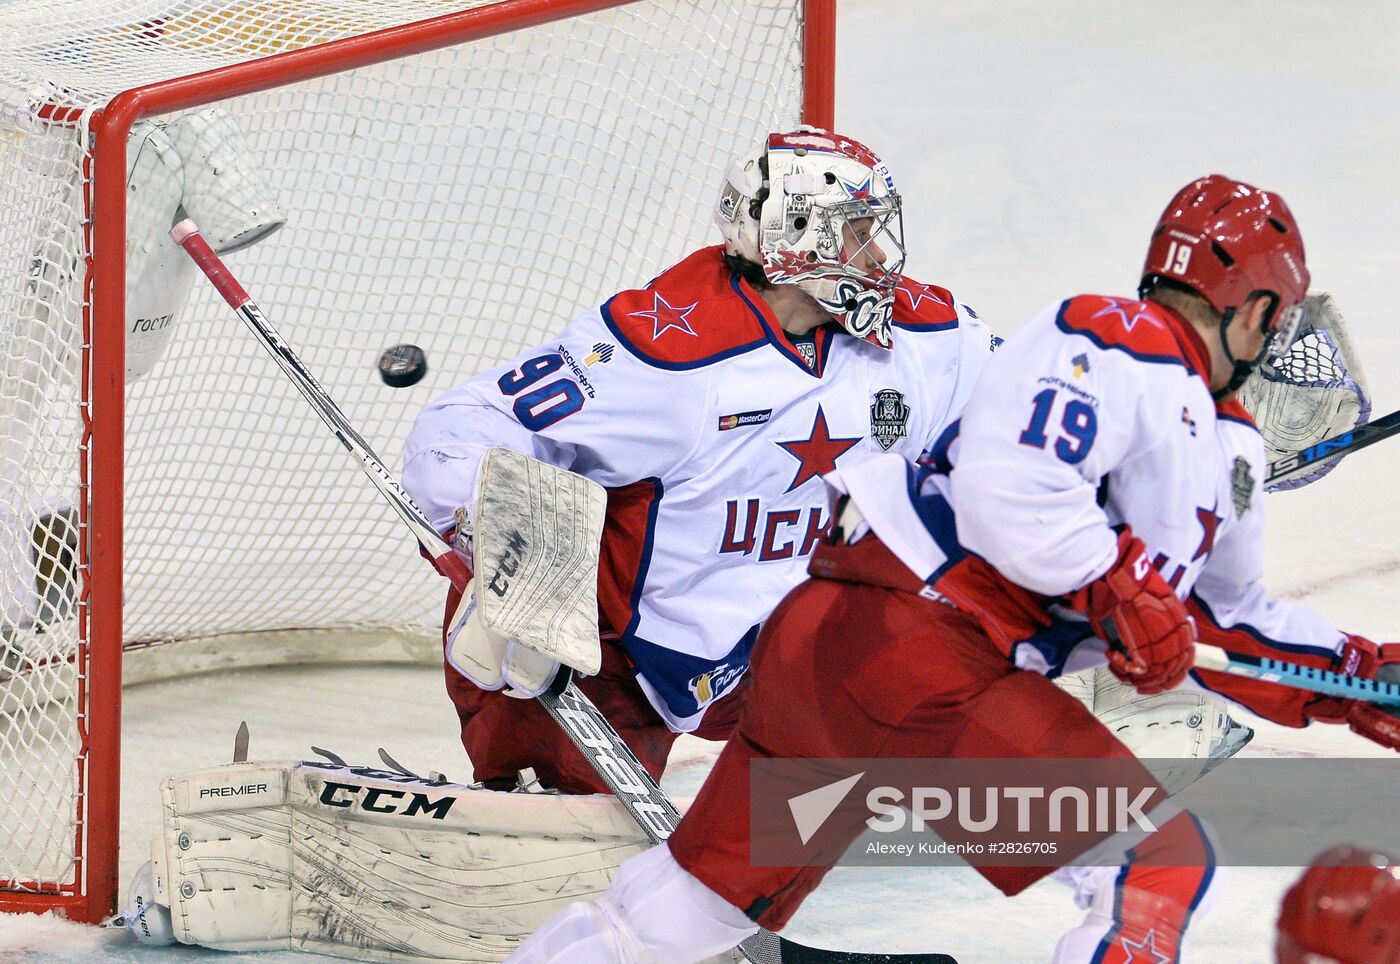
[125,107,285,382]
[1075,529,1196,695]
[445,447,607,698]
[1239,290,1370,491]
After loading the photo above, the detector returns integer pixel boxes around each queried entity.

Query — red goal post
[0,0,835,924]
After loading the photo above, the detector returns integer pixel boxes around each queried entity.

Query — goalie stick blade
[778,936,958,964]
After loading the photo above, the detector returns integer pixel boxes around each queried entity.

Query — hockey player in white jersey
[510,175,1400,962]
[403,128,997,793]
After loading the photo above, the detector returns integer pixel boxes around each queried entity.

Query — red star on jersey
[897,280,947,311]
[1092,297,1162,332]
[776,405,862,492]
[632,291,699,340]
[1193,504,1223,561]
[1118,930,1171,964]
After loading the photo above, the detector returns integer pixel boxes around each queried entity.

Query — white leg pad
[153,760,659,962]
[509,844,756,964]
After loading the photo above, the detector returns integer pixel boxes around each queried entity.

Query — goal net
[0,0,830,922]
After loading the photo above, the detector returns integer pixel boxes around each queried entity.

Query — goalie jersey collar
[601,245,836,376]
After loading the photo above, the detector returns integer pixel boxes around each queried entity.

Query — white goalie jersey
[404,245,995,731]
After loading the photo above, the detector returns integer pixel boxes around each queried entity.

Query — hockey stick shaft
[172,221,936,964]
[1266,407,1400,484]
[169,220,470,589]
[171,219,688,837]
[1194,643,1400,705]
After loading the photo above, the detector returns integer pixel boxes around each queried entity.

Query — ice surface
[5,1,1400,961]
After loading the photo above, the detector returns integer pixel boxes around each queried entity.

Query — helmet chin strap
[1213,308,1267,399]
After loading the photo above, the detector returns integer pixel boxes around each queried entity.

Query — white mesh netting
[0,0,809,907]
[1241,290,1372,491]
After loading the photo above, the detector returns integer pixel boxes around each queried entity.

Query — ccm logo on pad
[318,781,455,819]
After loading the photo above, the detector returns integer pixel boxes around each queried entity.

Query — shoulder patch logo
[793,339,817,368]
[633,291,699,340]
[1071,353,1090,379]
[1231,456,1254,516]
[584,343,614,366]
[870,388,910,451]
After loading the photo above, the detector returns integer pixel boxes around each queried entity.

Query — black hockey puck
[378,344,427,387]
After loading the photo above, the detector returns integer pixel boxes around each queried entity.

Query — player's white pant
[513,819,1224,964]
[507,843,756,963]
[1051,814,1226,964]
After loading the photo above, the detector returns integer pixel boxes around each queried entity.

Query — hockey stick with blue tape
[1195,643,1400,705]
[172,219,957,964]
[1266,407,1400,486]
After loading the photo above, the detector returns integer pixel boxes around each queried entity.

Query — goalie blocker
[445,446,608,698]
[122,759,663,962]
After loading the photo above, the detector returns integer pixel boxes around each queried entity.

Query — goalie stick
[1266,406,1400,486]
[172,220,956,964]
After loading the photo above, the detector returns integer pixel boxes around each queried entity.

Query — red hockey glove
[1078,529,1195,695]
[1306,636,1400,752]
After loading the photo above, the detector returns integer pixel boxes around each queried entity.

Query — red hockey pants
[665,568,1174,930]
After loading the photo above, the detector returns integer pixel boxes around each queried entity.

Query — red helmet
[1276,846,1400,964]
[1141,174,1310,318]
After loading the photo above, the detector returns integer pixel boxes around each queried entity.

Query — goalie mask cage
[0,0,834,923]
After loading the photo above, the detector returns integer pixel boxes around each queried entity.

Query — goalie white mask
[715,127,906,349]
